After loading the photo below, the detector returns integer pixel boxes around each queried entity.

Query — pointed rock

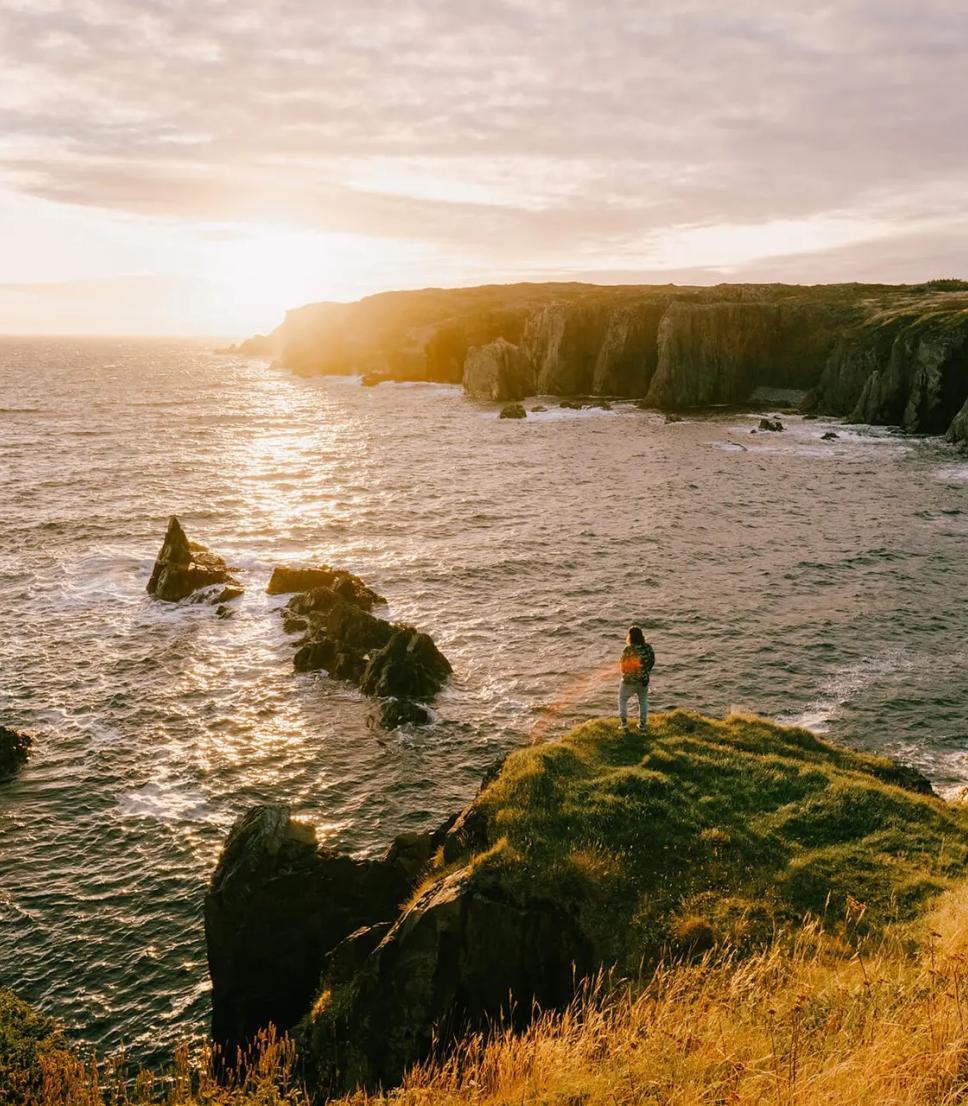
[147,516,242,603]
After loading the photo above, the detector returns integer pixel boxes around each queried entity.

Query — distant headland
[224,279,968,443]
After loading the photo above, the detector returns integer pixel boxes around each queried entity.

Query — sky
[1,0,966,336]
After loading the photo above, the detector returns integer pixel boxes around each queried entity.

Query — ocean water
[1,336,967,1062]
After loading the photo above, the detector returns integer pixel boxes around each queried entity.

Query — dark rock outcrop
[759,417,784,432]
[302,874,591,1096]
[498,403,527,419]
[267,565,385,608]
[204,805,449,1060]
[277,566,452,723]
[946,396,968,444]
[808,304,968,434]
[359,630,452,701]
[463,338,531,400]
[146,517,242,603]
[373,698,431,729]
[0,726,31,780]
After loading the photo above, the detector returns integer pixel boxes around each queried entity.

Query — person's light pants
[618,682,648,728]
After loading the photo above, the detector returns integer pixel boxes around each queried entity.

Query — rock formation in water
[266,565,385,608]
[0,726,31,780]
[276,564,451,726]
[146,516,243,604]
[237,281,968,437]
[204,711,959,1097]
[463,338,531,400]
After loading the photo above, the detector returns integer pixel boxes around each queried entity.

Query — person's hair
[627,625,645,646]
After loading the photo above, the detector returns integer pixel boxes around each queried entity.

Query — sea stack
[0,726,32,780]
[146,516,243,603]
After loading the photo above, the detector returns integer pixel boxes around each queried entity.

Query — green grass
[449,711,968,966]
[0,989,69,1105]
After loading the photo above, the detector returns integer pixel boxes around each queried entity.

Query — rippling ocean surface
[1,336,967,1061]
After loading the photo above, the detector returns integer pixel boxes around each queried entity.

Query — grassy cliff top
[450,711,968,962]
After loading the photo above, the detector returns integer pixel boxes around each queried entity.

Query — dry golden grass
[336,882,968,1106]
[11,1028,308,1106]
[14,885,968,1106]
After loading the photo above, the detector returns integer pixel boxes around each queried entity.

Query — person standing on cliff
[619,625,655,734]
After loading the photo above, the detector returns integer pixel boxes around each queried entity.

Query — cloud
[0,0,966,293]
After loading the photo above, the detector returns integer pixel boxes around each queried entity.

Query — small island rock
[0,726,31,780]
[499,403,527,419]
[267,565,384,608]
[146,516,242,603]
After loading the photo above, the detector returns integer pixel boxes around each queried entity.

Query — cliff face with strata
[237,282,968,439]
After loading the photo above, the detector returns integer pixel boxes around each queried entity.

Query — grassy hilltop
[7,712,968,1105]
[301,711,968,1095]
[455,710,963,953]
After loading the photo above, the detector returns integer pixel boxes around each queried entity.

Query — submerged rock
[498,402,527,419]
[0,726,31,780]
[267,565,384,608]
[665,413,684,423]
[204,804,450,1059]
[759,417,784,432]
[374,698,431,729]
[821,431,839,440]
[146,516,242,603]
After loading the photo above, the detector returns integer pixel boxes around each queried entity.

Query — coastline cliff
[228,280,968,441]
[204,710,966,1098]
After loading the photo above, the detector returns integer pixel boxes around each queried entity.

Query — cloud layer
[1,0,966,330]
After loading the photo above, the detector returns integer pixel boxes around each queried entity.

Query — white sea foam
[118,781,215,823]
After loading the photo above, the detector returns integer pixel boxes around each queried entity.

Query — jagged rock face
[645,301,845,409]
[267,565,385,608]
[591,301,667,395]
[204,805,443,1060]
[0,726,31,780]
[948,397,968,444]
[359,629,452,701]
[303,872,591,1096]
[809,310,968,434]
[521,303,616,395]
[282,571,452,723]
[463,338,532,400]
[146,517,242,603]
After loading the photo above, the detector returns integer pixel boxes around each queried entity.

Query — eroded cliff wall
[254,282,968,437]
